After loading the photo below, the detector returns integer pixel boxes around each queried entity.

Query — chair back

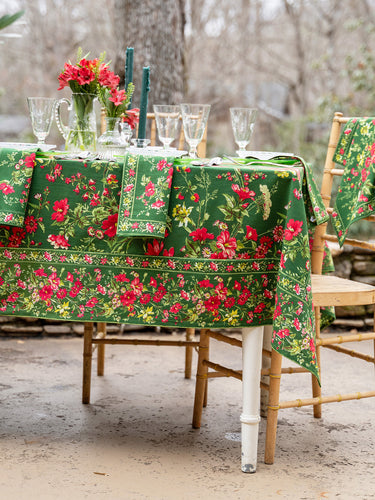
[311,111,375,275]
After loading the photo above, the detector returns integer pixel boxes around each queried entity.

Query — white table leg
[241,326,264,473]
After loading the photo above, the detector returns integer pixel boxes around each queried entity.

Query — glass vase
[97,117,125,160]
[55,93,97,152]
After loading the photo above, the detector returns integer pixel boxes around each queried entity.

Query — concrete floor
[0,331,374,500]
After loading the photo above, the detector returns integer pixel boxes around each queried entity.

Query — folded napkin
[0,147,38,227]
[116,153,175,238]
[331,117,375,245]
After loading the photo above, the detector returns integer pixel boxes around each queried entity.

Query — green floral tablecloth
[332,117,375,245]
[0,151,329,379]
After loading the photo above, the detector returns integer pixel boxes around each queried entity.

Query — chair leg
[311,307,322,418]
[260,325,273,417]
[82,322,94,404]
[97,322,106,376]
[192,329,210,428]
[264,349,283,465]
[184,327,195,379]
[373,307,375,371]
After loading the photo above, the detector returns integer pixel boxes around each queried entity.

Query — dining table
[0,146,329,472]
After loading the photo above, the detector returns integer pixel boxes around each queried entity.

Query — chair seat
[311,273,375,306]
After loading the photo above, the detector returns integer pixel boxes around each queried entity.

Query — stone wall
[330,243,375,330]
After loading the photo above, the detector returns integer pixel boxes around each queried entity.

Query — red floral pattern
[0,148,37,226]
[332,117,375,245]
[0,153,329,379]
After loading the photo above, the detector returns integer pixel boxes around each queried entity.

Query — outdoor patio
[0,329,373,500]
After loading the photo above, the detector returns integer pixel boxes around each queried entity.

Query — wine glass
[153,105,180,149]
[27,97,56,145]
[180,103,210,158]
[230,107,257,158]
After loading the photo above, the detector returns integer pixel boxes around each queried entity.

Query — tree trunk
[113,0,185,108]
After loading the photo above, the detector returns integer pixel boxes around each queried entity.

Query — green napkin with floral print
[0,147,38,227]
[331,117,375,245]
[116,153,175,238]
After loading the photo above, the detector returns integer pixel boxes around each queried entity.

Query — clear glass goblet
[230,107,257,158]
[153,104,180,149]
[180,103,210,158]
[27,97,56,145]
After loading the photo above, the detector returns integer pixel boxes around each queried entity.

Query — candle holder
[132,138,150,148]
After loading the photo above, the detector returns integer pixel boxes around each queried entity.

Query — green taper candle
[137,66,150,140]
[125,47,134,107]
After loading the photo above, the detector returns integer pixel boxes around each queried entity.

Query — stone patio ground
[0,328,374,500]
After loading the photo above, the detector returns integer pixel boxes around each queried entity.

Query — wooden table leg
[260,325,273,417]
[82,322,94,404]
[240,326,264,473]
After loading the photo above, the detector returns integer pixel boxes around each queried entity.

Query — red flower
[8,227,26,247]
[114,273,130,282]
[47,234,70,249]
[232,184,255,201]
[198,279,214,288]
[7,292,20,302]
[98,66,120,89]
[25,153,36,169]
[273,304,282,319]
[140,294,151,304]
[275,328,290,339]
[109,88,126,106]
[245,226,258,241]
[204,295,221,311]
[273,225,284,242]
[56,289,67,299]
[284,219,303,240]
[101,213,118,238]
[120,290,137,306]
[86,297,99,308]
[224,297,236,308]
[216,230,237,259]
[145,181,155,197]
[122,108,139,130]
[51,198,69,222]
[151,200,165,208]
[39,285,53,301]
[157,159,168,171]
[190,227,214,242]
[170,303,182,314]
[57,63,79,90]
[146,239,164,256]
[69,280,83,298]
[76,66,96,85]
[25,216,38,233]
[0,182,15,195]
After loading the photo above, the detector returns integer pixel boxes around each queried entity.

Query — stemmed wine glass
[153,105,180,149]
[27,97,56,145]
[180,103,210,158]
[230,107,257,158]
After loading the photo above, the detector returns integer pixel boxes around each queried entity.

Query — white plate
[242,151,295,160]
[125,146,187,157]
[0,142,56,152]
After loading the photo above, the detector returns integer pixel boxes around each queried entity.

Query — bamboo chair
[263,112,375,463]
[82,111,207,404]
[192,112,375,465]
